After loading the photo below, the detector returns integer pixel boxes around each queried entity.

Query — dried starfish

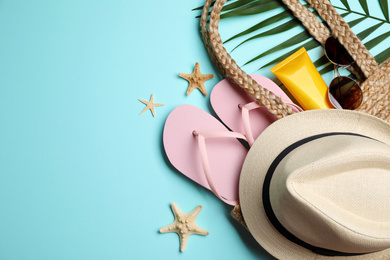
[160,202,209,252]
[179,62,214,95]
[138,94,164,117]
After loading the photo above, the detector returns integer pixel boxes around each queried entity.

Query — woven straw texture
[200,0,390,224]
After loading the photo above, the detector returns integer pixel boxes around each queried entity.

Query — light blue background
[0,1,388,259]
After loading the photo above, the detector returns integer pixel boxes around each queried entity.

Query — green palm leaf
[347,16,367,27]
[223,0,264,12]
[365,31,390,49]
[314,55,329,68]
[357,22,384,40]
[232,19,301,51]
[260,39,320,69]
[224,0,277,12]
[220,1,283,19]
[224,11,292,44]
[338,0,351,10]
[193,0,259,12]
[375,47,390,63]
[243,31,312,66]
[358,0,369,15]
[378,0,389,21]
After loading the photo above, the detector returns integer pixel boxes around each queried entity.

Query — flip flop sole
[211,74,301,141]
[163,104,248,205]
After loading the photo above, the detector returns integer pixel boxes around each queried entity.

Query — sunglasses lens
[329,76,362,110]
[325,37,354,66]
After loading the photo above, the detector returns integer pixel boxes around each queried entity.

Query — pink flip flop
[210,74,303,146]
[163,104,248,205]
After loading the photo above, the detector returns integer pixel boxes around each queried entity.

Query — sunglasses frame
[324,37,363,110]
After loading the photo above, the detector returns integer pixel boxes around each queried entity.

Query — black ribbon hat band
[262,132,374,256]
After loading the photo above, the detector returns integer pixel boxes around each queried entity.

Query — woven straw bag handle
[283,0,379,78]
[201,0,294,119]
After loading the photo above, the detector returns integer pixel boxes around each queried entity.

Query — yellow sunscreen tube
[271,47,334,110]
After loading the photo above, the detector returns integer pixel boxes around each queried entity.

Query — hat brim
[239,109,390,259]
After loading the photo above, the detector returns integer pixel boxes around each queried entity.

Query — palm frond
[243,30,312,66]
[357,22,384,40]
[378,0,389,21]
[365,31,390,49]
[224,11,292,44]
[347,16,366,27]
[375,47,390,63]
[223,0,261,12]
[338,0,351,10]
[358,0,369,15]
[220,1,283,19]
[260,39,320,69]
[232,19,301,51]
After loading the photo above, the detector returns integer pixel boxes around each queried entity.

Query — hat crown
[270,135,390,254]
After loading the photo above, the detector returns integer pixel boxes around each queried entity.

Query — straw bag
[200,0,390,225]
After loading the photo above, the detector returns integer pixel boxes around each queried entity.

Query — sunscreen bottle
[271,47,334,110]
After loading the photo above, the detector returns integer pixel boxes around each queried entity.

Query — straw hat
[239,109,390,259]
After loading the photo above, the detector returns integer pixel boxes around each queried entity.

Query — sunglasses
[324,37,363,110]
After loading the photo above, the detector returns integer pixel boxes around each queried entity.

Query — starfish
[160,202,209,252]
[138,94,164,117]
[179,62,214,95]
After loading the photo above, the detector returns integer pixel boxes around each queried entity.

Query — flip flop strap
[239,102,259,147]
[240,100,303,146]
[194,131,246,205]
